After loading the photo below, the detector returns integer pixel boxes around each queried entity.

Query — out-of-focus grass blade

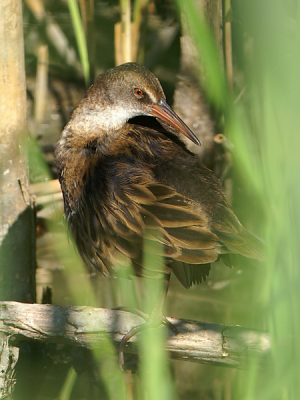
[230,2,300,399]
[175,0,300,399]
[28,137,127,399]
[67,0,90,85]
[52,216,127,400]
[27,136,52,184]
[58,367,77,400]
[138,235,176,400]
[139,323,175,400]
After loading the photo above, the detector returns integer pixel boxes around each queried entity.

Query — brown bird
[54,62,263,361]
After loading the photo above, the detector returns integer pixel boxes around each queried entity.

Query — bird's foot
[113,307,178,370]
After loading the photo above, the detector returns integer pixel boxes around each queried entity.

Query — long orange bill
[151,98,201,146]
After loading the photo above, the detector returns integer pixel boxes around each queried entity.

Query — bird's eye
[134,88,144,97]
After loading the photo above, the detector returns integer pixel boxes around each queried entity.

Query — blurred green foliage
[20,0,300,399]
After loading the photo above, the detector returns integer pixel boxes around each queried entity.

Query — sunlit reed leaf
[58,367,77,400]
[67,0,90,85]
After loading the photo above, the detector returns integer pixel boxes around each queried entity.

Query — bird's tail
[219,228,265,262]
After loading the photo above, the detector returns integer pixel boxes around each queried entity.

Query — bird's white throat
[62,104,149,142]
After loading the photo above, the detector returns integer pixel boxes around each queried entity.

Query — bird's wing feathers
[73,175,221,283]
[71,166,263,288]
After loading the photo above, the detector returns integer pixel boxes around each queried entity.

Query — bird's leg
[144,272,177,332]
[161,274,178,334]
[118,273,177,369]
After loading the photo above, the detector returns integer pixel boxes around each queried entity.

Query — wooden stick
[34,45,49,126]
[30,179,61,196]
[0,302,270,368]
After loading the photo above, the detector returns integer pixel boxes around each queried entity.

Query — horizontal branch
[0,301,270,368]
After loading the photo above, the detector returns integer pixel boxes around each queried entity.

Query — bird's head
[67,62,200,146]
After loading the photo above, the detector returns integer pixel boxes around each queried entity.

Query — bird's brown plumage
[54,63,264,289]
